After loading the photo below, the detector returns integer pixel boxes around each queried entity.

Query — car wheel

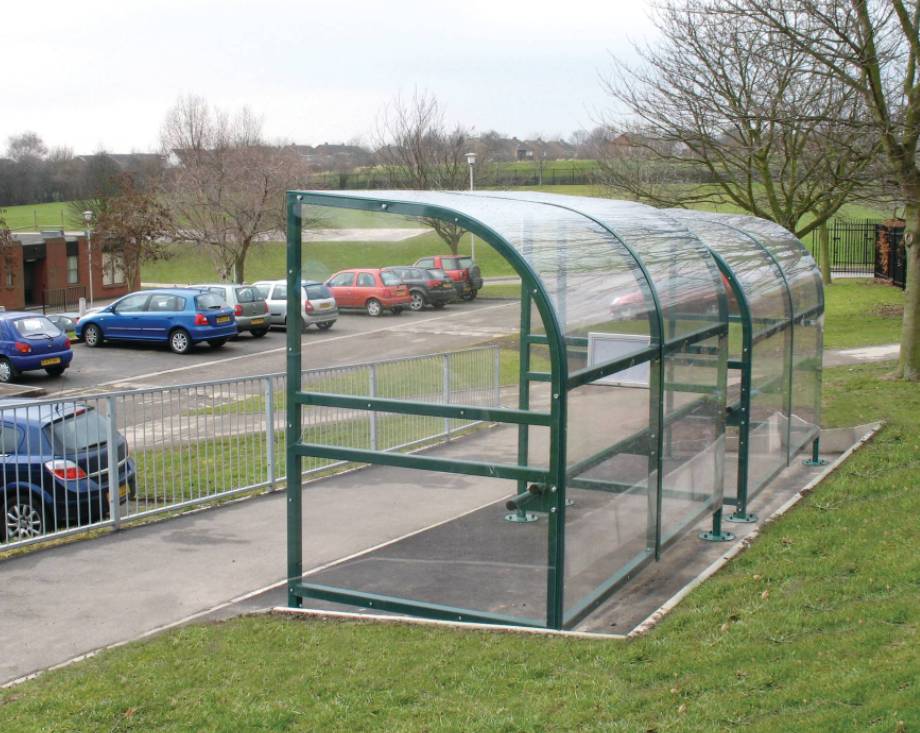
[45,365,67,377]
[208,339,227,349]
[391,307,403,315]
[462,290,477,301]
[409,291,425,311]
[317,321,334,330]
[250,329,269,338]
[83,324,103,347]
[366,299,382,317]
[169,328,192,354]
[0,358,15,384]
[432,303,446,310]
[3,491,46,541]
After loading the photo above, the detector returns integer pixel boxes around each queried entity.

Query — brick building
[1,231,134,311]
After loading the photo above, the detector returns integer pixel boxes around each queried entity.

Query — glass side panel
[659,335,726,545]
[791,317,822,454]
[747,331,790,499]
[563,372,656,618]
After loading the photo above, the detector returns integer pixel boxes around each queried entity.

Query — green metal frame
[284,191,737,630]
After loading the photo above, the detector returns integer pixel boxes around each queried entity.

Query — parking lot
[17,298,521,396]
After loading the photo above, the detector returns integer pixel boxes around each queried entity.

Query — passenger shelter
[283,190,824,631]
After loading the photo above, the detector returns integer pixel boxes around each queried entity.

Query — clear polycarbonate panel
[313,191,659,354]
[667,211,792,336]
[747,332,790,497]
[714,215,822,318]
[791,316,822,454]
[658,335,726,544]
[563,373,656,616]
[486,192,728,344]
[717,215,823,451]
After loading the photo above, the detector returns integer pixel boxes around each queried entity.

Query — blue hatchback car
[0,312,73,383]
[76,288,237,354]
[1,399,136,542]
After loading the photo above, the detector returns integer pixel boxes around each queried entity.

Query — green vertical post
[545,316,568,630]
[286,193,304,608]
[517,286,532,500]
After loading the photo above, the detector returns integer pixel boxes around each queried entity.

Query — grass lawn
[1,201,83,231]
[1,358,916,731]
[823,279,904,349]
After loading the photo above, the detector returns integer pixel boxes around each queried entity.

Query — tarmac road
[15,299,520,397]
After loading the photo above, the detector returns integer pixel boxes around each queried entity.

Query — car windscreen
[13,316,61,337]
[235,286,258,303]
[458,257,474,269]
[380,272,402,286]
[304,284,332,300]
[44,408,110,452]
[427,269,448,280]
[195,293,224,310]
[252,285,270,299]
[441,258,461,270]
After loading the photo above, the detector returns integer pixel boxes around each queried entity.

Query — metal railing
[0,345,501,550]
[809,219,881,276]
[42,285,87,314]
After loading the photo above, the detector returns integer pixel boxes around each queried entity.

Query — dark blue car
[76,288,237,354]
[0,312,73,383]
[1,399,136,542]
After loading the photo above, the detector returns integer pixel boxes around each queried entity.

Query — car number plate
[216,315,231,324]
[320,303,332,309]
[41,357,61,366]
[119,484,128,498]
[250,318,265,326]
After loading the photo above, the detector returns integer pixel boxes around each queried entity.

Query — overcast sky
[1,0,657,155]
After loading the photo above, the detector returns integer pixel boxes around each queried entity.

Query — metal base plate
[698,530,736,543]
[504,511,539,524]
[803,457,829,466]
[727,512,758,524]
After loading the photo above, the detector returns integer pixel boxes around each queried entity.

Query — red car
[324,269,412,316]
[413,255,483,301]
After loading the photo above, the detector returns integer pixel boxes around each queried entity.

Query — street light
[465,151,476,191]
[83,210,94,307]
[465,152,477,260]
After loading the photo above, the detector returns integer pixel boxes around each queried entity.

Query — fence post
[369,364,378,451]
[264,377,276,489]
[443,353,451,438]
[106,396,120,530]
[493,345,501,406]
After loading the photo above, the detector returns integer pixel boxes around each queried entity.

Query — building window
[5,271,12,288]
[102,252,126,286]
[67,254,79,284]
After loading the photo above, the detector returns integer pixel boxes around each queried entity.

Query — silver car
[192,283,271,338]
[251,280,338,330]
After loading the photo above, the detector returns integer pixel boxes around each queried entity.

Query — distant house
[0,231,132,311]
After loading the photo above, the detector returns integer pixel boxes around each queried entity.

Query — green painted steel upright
[285,193,304,608]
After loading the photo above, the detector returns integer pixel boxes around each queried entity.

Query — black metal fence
[809,218,880,277]
[875,224,907,289]
[42,285,87,313]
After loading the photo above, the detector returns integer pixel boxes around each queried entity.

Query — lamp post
[465,152,477,260]
[83,210,94,307]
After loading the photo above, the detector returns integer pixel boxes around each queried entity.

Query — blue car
[1,398,136,542]
[76,288,237,354]
[0,312,73,383]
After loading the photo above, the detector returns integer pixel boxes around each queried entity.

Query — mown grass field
[1,356,916,732]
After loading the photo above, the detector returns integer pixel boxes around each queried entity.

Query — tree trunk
[233,251,246,284]
[896,194,920,380]
[818,220,832,286]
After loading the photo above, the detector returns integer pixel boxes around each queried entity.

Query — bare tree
[374,91,472,254]
[725,0,920,378]
[160,95,299,283]
[91,174,173,290]
[600,1,878,243]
